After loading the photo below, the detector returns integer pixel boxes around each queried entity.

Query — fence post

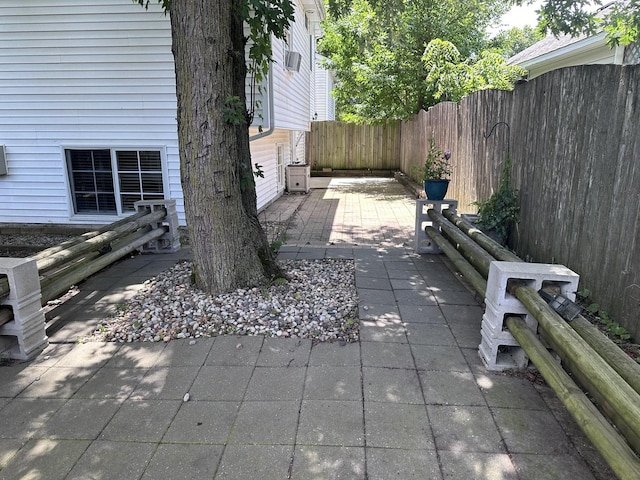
[134,199,180,253]
[0,258,48,360]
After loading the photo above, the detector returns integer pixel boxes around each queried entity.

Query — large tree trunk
[170,0,283,294]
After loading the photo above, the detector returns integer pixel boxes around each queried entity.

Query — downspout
[249,65,274,141]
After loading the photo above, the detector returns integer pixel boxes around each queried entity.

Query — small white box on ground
[286,164,310,193]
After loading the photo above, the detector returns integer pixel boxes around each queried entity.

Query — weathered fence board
[307,120,401,170]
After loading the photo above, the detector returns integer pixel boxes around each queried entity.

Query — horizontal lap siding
[314,67,335,121]
[272,4,311,131]
[252,130,290,211]
[0,0,184,224]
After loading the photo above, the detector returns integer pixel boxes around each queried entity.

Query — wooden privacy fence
[424,205,640,480]
[307,120,401,171]
[0,200,180,360]
[306,66,637,337]
[398,65,640,341]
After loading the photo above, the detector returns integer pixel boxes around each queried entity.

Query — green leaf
[587,303,600,313]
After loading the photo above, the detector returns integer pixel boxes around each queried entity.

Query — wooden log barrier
[426,209,494,277]
[29,209,150,262]
[441,208,521,262]
[40,226,165,304]
[36,208,166,274]
[438,209,640,397]
[510,284,640,456]
[425,227,487,296]
[425,207,640,473]
[1,206,175,360]
[0,210,156,300]
[506,316,640,480]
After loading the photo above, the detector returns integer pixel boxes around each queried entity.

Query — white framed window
[65,148,165,215]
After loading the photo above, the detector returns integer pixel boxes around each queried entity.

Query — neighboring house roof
[508,4,639,78]
[509,31,591,65]
[508,30,636,78]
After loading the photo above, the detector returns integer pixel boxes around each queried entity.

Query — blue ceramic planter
[423,179,450,201]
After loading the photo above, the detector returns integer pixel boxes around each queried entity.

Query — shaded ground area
[0,178,616,479]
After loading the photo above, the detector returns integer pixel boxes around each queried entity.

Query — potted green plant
[415,138,452,200]
[472,157,519,245]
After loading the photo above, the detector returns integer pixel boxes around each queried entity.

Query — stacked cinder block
[0,258,48,360]
[414,199,458,254]
[480,261,580,371]
[134,199,181,253]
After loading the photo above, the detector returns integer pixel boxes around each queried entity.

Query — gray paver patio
[0,178,614,479]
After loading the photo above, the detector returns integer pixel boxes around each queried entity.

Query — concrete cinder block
[415,199,458,254]
[478,328,529,371]
[483,299,539,334]
[134,199,181,253]
[485,262,579,310]
[0,258,41,302]
[0,258,48,360]
[481,316,519,343]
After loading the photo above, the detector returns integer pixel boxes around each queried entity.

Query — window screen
[116,150,164,211]
[66,149,116,214]
[66,148,164,215]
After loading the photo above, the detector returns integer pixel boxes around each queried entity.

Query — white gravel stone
[88,259,359,343]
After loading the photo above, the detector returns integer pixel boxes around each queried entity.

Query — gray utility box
[286,164,310,193]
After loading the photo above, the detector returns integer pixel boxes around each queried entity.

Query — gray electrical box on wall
[0,145,6,176]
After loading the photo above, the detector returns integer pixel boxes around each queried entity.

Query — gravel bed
[87,258,359,343]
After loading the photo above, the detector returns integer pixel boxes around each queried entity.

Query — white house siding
[244,23,270,132]
[314,64,336,121]
[272,3,312,131]
[252,130,290,211]
[0,0,318,227]
[291,131,306,165]
[0,0,184,225]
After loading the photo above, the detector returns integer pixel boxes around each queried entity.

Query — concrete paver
[0,177,614,479]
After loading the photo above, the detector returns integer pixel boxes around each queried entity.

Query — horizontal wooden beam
[506,316,640,480]
[512,284,640,455]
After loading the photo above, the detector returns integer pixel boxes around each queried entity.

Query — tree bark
[169,0,283,294]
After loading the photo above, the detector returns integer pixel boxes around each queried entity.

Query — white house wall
[0,0,183,224]
[0,0,317,227]
[272,3,312,131]
[314,64,336,121]
[252,130,290,209]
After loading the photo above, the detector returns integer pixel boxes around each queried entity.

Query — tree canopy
[319,0,639,123]
[537,0,640,46]
[423,39,526,103]
[318,0,521,123]
[487,25,544,58]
